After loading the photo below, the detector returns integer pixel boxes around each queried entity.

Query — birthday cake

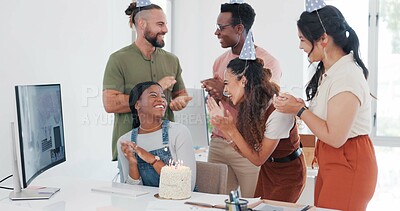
[159,165,192,199]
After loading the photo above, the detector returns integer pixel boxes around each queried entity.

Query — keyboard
[91,185,149,197]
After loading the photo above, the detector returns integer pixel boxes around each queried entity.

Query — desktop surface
[0,176,337,211]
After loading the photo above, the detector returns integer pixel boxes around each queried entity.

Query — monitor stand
[9,122,60,200]
[9,187,60,200]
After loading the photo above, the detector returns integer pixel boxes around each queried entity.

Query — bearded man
[103,2,191,161]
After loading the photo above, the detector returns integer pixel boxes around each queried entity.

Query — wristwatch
[150,156,160,166]
[296,106,308,118]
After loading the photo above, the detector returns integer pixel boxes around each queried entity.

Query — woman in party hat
[274,2,377,211]
[207,31,306,202]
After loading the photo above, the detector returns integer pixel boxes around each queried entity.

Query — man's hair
[220,3,256,32]
[125,2,162,27]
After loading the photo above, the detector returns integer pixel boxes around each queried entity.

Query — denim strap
[131,120,170,144]
[130,127,139,144]
[161,120,169,145]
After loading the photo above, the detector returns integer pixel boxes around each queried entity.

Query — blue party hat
[305,0,326,12]
[229,0,245,4]
[137,0,152,7]
[305,0,327,32]
[239,30,256,60]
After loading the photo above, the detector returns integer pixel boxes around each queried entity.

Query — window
[324,0,400,143]
[374,0,400,138]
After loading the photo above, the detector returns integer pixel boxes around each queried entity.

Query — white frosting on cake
[159,165,191,199]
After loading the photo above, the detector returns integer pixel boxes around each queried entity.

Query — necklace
[139,122,162,132]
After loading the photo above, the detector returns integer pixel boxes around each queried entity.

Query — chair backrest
[196,161,228,194]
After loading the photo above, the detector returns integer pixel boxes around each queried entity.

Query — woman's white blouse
[308,54,371,138]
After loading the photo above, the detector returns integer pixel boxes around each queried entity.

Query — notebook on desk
[91,183,149,197]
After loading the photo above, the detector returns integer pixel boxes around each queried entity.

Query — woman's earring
[241,78,247,86]
[323,47,328,60]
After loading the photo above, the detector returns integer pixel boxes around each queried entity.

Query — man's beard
[145,31,165,48]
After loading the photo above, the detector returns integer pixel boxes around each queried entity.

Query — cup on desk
[225,199,248,211]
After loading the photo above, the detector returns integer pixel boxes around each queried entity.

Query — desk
[0,177,337,211]
[195,147,319,206]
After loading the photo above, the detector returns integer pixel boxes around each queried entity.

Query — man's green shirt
[103,43,185,161]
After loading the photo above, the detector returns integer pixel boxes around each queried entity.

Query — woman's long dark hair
[297,5,368,101]
[227,58,280,150]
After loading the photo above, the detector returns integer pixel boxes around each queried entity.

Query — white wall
[172,0,305,94]
[0,1,305,183]
[0,0,132,182]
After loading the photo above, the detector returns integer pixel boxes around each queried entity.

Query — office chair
[195,161,228,194]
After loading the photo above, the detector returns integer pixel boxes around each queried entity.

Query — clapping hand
[206,96,235,132]
[207,96,243,152]
[201,76,224,101]
[169,95,192,111]
[273,93,305,114]
[206,96,224,118]
[158,76,177,91]
[121,141,138,165]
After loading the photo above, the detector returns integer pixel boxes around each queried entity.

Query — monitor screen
[15,84,66,188]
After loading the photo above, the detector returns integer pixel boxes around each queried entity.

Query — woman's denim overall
[130,120,172,187]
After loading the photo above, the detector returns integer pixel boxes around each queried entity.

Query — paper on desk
[146,194,227,211]
[91,186,149,197]
[254,203,310,211]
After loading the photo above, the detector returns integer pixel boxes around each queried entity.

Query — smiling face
[215,12,239,49]
[136,85,166,118]
[143,9,168,48]
[298,29,323,63]
[223,69,245,105]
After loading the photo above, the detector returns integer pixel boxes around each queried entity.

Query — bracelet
[150,156,160,166]
[296,106,308,118]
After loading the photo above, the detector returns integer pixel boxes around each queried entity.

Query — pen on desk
[229,191,234,202]
[231,191,241,211]
[300,205,312,211]
[184,201,215,208]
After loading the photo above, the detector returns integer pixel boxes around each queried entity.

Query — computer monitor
[174,88,210,147]
[9,84,66,200]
